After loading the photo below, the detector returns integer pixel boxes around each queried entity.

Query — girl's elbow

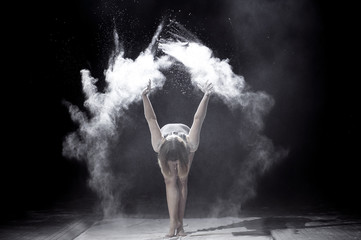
[189,142,199,152]
[145,115,157,121]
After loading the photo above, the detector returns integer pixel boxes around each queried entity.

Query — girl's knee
[164,176,177,185]
[178,177,188,187]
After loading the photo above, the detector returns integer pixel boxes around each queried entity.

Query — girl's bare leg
[176,177,188,236]
[164,176,181,237]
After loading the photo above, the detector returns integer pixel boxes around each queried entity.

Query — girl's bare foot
[176,225,187,236]
[164,233,175,238]
[164,229,175,238]
[165,221,180,238]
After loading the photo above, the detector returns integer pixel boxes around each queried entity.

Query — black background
[3,0,360,219]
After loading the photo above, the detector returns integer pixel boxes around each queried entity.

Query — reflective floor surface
[1,199,360,240]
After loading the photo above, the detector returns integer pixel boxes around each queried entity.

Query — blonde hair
[158,135,189,178]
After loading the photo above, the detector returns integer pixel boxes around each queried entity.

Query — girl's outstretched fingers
[197,81,214,96]
[142,79,152,96]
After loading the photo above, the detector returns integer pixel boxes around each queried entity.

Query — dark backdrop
[3,0,359,219]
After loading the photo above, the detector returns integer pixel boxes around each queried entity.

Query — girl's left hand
[197,80,214,96]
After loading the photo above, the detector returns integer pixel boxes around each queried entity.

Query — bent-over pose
[142,80,213,237]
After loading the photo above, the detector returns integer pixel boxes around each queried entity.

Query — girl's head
[158,134,189,178]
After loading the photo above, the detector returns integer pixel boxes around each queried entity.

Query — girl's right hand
[142,79,152,96]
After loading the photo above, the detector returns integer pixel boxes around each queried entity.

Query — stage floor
[75,214,361,240]
[1,201,361,240]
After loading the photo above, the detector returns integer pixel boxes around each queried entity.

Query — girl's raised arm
[187,81,213,152]
[142,80,163,152]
